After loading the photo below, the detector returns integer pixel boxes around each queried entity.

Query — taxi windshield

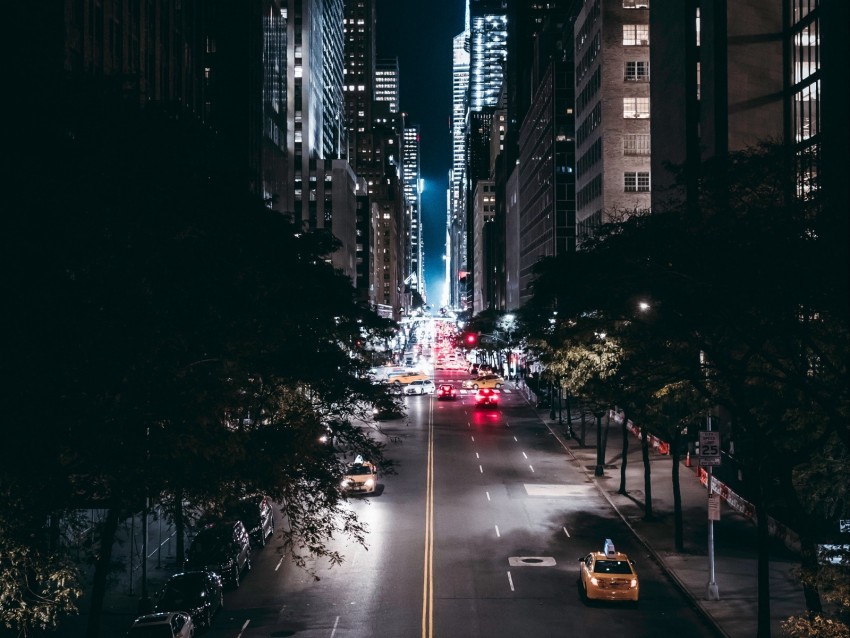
[347,464,373,475]
[593,559,633,574]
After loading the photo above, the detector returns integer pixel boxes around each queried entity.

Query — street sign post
[708,494,721,521]
[699,431,721,466]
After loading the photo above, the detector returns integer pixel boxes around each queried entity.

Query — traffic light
[464,332,478,346]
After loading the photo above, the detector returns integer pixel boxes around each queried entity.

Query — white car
[405,379,436,395]
[128,612,195,637]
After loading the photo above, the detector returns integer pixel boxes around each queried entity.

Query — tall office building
[375,58,401,113]
[282,0,347,229]
[343,0,377,172]
[575,0,651,241]
[403,125,424,298]
[447,31,470,309]
[468,0,508,112]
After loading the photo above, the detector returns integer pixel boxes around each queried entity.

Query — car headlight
[630,579,637,588]
[590,577,599,586]
[341,479,351,488]
[365,478,375,487]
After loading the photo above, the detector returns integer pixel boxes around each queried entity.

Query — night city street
[4,1,848,638]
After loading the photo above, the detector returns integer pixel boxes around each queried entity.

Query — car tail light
[630,579,637,588]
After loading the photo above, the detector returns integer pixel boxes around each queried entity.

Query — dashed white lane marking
[522,452,528,459]
[507,571,515,591]
[471,436,475,442]
[476,452,480,459]
[513,436,518,442]
[486,491,491,501]
[237,619,251,638]
[495,525,501,538]
[275,556,285,571]
[479,465,483,473]
[330,616,340,638]
[529,465,535,473]
[563,526,571,538]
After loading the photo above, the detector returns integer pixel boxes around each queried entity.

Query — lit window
[623,24,649,45]
[623,97,650,118]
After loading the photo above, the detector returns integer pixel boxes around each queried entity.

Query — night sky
[376,0,466,306]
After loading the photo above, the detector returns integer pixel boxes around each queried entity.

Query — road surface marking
[522,452,528,459]
[479,465,483,473]
[237,620,251,638]
[495,525,501,538]
[507,571,515,591]
[330,615,340,638]
[476,452,480,459]
[513,436,518,442]
[422,400,435,638]
[564,527,571,538]
[275,556,285,571]
[486,491,491,501]
[529,465,535,472]
[471,436,475,442]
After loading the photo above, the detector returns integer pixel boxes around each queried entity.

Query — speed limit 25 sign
[699,431,721,466]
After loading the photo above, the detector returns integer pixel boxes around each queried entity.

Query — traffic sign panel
[699,431,721,466]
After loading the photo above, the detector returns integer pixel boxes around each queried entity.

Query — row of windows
[577,0,601,50]
[577,103,602,146]
[576,67,601,116]
[576,31,601,83]
[577,138,602,175]
[577,174,603,209]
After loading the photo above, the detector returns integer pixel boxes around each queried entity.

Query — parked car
[578,539,640,603]
[224,495,274,548]
[341,457,378,494]
[127,611,194,638]
[185,521,251,589]
[153,571,223,629]
[474,388,500,408]
[405,379,436,395]
[436,383,458,400]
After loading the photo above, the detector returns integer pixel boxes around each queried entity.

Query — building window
[623,0,649,7]
[624,171,651,192]
[625,61,649,81]
[623,134,650,155]
[623,97,650,118]
[623,24,649,45]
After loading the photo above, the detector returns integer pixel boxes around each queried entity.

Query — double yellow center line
[421,398,435,638]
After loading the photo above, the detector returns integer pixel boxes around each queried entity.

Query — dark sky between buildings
[377,0,466,306]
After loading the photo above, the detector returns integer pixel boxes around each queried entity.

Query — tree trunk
[579,406,587,448]
[641,427,653,520]
[671,429,684,552]
[755,469,772,638]
[618,410,629,495]
[779,467,822,613]
[86,507,121,638]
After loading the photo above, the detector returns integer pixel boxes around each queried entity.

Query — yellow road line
[422,398,434,638]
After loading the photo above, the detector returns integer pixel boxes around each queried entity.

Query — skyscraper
[403,124,424,298]
[468,0,508,112]
[375,58,401,114]
[447,31,470,309]
[282,0,347,229]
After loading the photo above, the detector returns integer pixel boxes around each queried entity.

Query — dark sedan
[154,570,223,629]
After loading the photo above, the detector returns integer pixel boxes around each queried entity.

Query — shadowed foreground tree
[2,84,397,637]
[521,142,849,637]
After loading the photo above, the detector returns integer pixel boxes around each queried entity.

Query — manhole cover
[508,556,556,567]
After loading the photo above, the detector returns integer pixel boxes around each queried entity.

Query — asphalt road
[201,377,718,638]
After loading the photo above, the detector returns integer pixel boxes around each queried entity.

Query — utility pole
[706,415,720,600]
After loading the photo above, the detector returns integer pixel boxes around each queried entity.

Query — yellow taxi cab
[462,374,505,390]
[386,369,429,386]
[578,539,639,603]
[341,456,378,494]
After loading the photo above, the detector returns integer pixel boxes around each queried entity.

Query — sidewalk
[536,402,806,638]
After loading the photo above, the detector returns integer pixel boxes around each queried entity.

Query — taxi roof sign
[603,539,617,557]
